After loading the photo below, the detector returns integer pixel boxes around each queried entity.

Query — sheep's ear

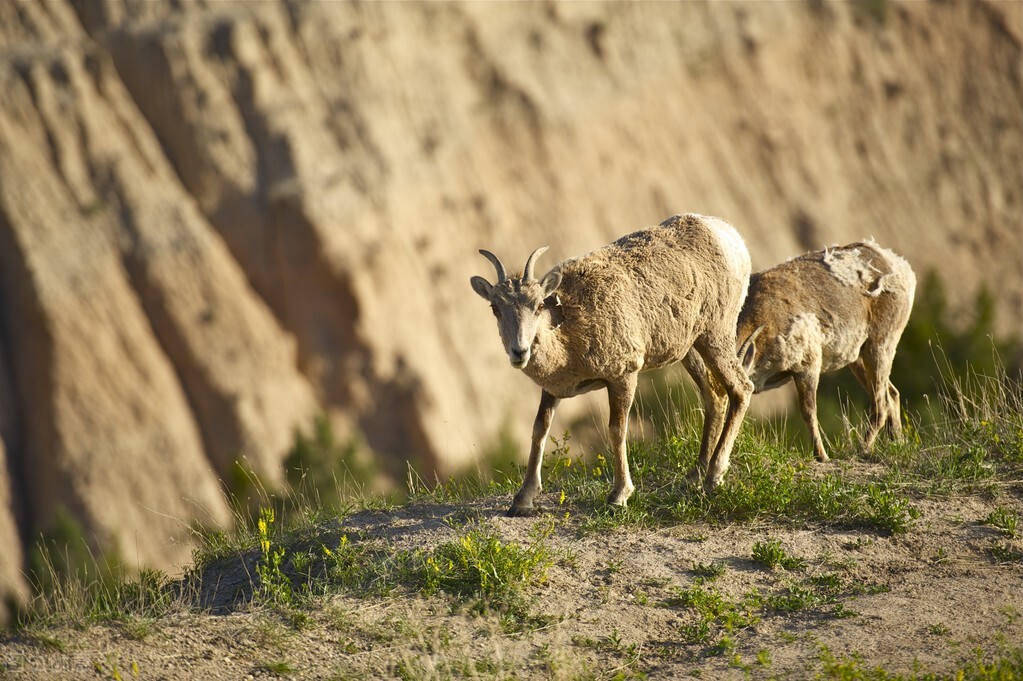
[470,276,493,300]
[539,269,562,296]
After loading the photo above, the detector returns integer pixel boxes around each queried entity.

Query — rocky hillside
[0,0,1020,622]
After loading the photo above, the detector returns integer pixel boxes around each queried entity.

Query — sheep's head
[470,246,562,369]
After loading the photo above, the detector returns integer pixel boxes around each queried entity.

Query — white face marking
[490,280,546,369]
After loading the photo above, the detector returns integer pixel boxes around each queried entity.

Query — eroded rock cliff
[0,0,1019,620]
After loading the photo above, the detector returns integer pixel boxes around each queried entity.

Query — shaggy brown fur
[472,214,754,515]
[737,240,916,462]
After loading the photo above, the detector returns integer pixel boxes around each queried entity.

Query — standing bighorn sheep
[736,240,916,462]
[471,214,755,516]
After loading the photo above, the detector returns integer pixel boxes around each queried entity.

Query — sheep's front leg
[508,390,560,517]
[696,336,753,493]
[793,370,829,462]
[606,373,638,507]
[681,352,727,486]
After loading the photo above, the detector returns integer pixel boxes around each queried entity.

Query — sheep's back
[738,241,915,376]
[553,214,748,372]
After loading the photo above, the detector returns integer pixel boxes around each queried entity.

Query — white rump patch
[702,215,752,282]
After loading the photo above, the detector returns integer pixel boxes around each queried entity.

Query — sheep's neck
[524,320,569,384]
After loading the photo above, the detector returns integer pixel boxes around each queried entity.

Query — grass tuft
[983,508,1020,538]
[751,539,806,571]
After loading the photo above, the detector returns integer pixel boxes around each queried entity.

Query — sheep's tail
[736,325,765,368]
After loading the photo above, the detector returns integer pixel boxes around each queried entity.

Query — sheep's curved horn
[523,246,549,281]
[736,325,765,364]
[479,250,507,283]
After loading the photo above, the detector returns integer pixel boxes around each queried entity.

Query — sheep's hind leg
[850,347,896,453]
[885,381,903,439]
[696,337,753,493]
[681,352,727,486]
[606,373,638,507]
[508,390,560,517]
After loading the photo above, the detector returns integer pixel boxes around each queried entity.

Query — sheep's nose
[510,346,529,366]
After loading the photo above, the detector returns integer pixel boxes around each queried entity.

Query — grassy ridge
[14,355,1023,626]
[6,323,1023,679]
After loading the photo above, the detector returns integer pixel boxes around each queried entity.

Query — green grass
[415,521,555,607]
[663,566,865,657]
[513,421,924,537]
[663,584,762,649]
[817,645,1023,680]
[16,562,174,631]
[545,343,1022,539]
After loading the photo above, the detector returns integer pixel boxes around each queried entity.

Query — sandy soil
[2,486,1021,680]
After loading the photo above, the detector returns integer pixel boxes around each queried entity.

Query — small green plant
[418,523,554,609]
[322,534,373,591]
[678,617,712,644]
[709,633,737,657]
[832,604,860,619]
[91,655,139,680]
[865,486,920,535]
[665,585,761,652]
[254,659,298,677]
[766,584,828,613]
[809,573,842,590]
[751,539,806,571]
[983,508,1020,538]
[256,507,292,607]
[986,541,1023,564]
[691,561,728,581]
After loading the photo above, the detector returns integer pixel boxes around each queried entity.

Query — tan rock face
[0,335,28,624]
[0,0,1019,621]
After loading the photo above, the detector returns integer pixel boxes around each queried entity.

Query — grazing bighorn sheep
[736,240,916,462]
[471,214,755,516]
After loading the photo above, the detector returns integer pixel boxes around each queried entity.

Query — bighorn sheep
[471,214,755,516]
[736,240,916,462]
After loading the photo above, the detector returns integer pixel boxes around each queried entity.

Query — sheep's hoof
[506,505,539,518]
[702,477,722,496]
[606,488,634,507]
[816,453,830,463]
[685,466,704,487]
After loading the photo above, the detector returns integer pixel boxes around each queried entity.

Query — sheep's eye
[536,301,545,312]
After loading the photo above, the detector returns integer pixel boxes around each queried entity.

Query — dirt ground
[2,485,1021,680]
